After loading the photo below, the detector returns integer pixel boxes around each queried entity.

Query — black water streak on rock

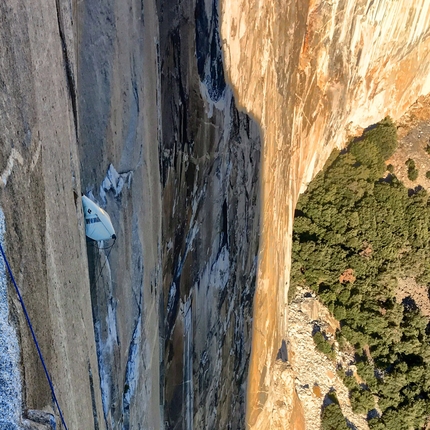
[157,0,261,426]
[220,199,228,249]
[195,0,209,77]
[164,281,180,345]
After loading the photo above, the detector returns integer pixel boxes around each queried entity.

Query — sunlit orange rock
[221,0,430,428]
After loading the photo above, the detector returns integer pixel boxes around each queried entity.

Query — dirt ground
[388,94,430,190]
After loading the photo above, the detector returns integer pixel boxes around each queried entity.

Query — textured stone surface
[0,0,162,427]
[288,288,369,430]
[221,0,430,428]
[77,0,162,427]
[0,0,105,428]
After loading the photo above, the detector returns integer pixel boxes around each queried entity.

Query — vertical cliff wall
[0,0,164,427]
[0,0,106,428]
[77,0,163,427]
[221,0,430,428]
[1,0,262,428]
[77,0,263,426]
[8,0,430,428]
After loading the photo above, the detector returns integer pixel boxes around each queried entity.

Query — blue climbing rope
[0,243,69,430]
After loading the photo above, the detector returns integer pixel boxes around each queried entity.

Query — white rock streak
[0,208,22,429]
[1,149,23,187]
[100,164,133,204]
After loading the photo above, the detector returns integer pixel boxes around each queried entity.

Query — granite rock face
[221,0,430,428]
[0,0,163,427]
[78,0,162,427]
[78,0,261,426]
[0,0,105,428]
[1,0,260,429]
[2,0,430,429]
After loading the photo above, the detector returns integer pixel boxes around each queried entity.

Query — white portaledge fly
[82,195,116,241]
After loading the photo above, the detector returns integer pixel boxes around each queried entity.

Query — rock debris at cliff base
[288,288,369,430]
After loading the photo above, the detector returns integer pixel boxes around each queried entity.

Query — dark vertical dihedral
[195,0,226,102]
[89,363,101,430]
[157,0,261,427]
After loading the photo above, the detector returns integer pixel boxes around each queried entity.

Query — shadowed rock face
[79,0,261,427]
[156,0,261,427]
[78,0,162,427]
[221,0,430,428]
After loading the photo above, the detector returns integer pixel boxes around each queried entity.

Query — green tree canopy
[292,118,430,426]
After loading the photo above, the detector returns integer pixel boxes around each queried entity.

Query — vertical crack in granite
[86,176,145,429]
[77,0,116,184]
[89,240,119,429]
[121,291,142,430]
[89,363,101,430]
[55,0,78,139]
[0,1,109,427]
[77,0,162,425]
[195,0,226,102]
[1,0,163,428]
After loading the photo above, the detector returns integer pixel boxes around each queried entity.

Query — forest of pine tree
[291,118,430,428]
